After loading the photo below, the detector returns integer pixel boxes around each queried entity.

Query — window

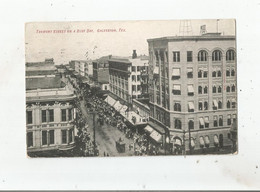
[218,86,222,93]
[198,101,203,111]
[187,51,193,62]
[174,102,181,112]
[212,50,222,61]
[172,85,181,95]
[226,69,230,77]
[137,85,141,91]
[198,70,202,78]
[172,68,180,80]
[68,109,72,121]
[187,85,194,96]
[137,75,141,81]
[204,101,208,110]
[213,100,218,110]
[198,86,203,94]
[49,109,54,122]
[132,75,136,82]
[232,99,236,108]
[187,68,193,78]
[213,86,217,93]
[199,117,204,129]
[27,132,33,147]
[204,86,208,94]
[132,66,136,72]
[227,86,231,92]
[226,50,235,61]
[69,129,73,143]
[198,50,208,61]
[49,130,55,145]
[27,111,33,124]
[42,110,47,123]
[188,101,195,112]
[174,118,182,129]
[231,69,235,76]
[205,117,209,128]
[173,51,180,62]
[203,70,208,78]
[227,115,232,125]
[217,70,222,77]
[42,131,47,145]
[62,130,67,144]
[212,71,217,77]
[214,116,218,127]
[61,109,66,122]
[227,100,231,108]
[188,119,194,129]
[137,66,141,71]
[219,115,223,126]
[232,84,236,92]
[233,114,237,123]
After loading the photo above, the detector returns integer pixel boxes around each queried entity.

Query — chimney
[108,55,112,59]
[132,50,137,59]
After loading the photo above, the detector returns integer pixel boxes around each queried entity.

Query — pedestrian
[103,151,106,156]
[107,153,109,156]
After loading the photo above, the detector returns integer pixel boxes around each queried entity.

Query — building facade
[108,51,149,106]
[147,34,237,153]
[26,60,77,155]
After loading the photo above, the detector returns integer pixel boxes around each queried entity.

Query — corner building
[147,34,237,153]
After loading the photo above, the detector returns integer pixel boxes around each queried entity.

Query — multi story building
[108,50,149,105]
[147,33,237,153]
[26,60,77,156]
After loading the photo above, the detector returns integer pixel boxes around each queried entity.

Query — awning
[191,138,195,148]
[172,68,180,76]
[107,95,116,106]
[232,98,236,103]
[113,101,123,111]
[204,117,209,124]
[199,137,205,147]
[187,85,194,93]
[150,130,162,143]
[187,68,193,72]
[120,105,128,113]
[144,125,154,134]
[199,118,204,126]
[213,100,218,107]
[214,135,219,145]
[205,136,210,145]
[153,66,159,74]
[188,102,195,110]
[173,85,181,90]
[174,138,182,146]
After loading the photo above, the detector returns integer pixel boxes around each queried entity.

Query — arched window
[226,69,230,77]
[227,86,231,92]
[213,86,217,93]
[198,86,203,94]
[226,49,235,61]
[203,71,208,78]
[231,69,235,76]
[227,100,231,108]
[198,50,208,61]
[212,71,217,77]
[204,86,208,94]
[204,101,208,110]
[232,84,236,92]
[218,101,222,109]
[188,120,194,130]
[198,70,202,78]
[219,116,223,126]
[217,70,222,77]
[175,119,182,129]
[218,86,222,93]
[212,50,222,61]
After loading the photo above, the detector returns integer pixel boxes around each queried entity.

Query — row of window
[172,84,236,95]
[26,108,73,125]
[171,68,235,79]
[174,114,236,129]
[169,50,235,63]
[132,66,148,72]
[27,129,74,147]
[174,99,236,112]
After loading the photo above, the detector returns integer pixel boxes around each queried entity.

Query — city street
[79,99,135,157]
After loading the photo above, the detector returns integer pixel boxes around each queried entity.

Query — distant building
[108,50,149,106]
[147,33,237,153]
[26,60,77,156]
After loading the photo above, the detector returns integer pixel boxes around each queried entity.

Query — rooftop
[26,76,66,90]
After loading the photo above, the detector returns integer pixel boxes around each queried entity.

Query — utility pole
[188,127,192,155]
[183,130,186,155]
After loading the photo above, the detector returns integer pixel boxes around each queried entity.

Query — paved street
[79,99,135,157]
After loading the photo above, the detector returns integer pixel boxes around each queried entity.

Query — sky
[25,19,235,64]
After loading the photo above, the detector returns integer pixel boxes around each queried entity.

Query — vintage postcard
[25,19,237,157]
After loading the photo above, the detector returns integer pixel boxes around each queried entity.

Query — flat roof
[26,76,66,90]
[147,35,236,42]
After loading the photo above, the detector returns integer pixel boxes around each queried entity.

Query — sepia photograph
[25,19,237,157]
